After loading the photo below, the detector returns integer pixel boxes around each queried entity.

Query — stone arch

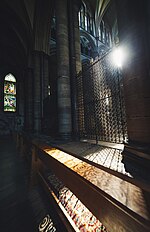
[80,30,98,59]
[34,0,54,55]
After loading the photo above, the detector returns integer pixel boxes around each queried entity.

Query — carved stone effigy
[26,135,150,232]
[44,170,107,232]
[38,214,56,232]
[42,147,149,221]
[37,144,150,232]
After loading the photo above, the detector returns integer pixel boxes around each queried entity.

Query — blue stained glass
[4,81,16,95]
[4,95,16,112]
[4,73,16,112]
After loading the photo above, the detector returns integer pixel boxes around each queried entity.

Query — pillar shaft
[68,0,82,138]
[33,51,50,133]
[25,68,33,131]
[33,51,42,133]
[74,2,82,75]
[18,78,25,127]
[41,53,50,133]
[43,55,49,99]
[56,0,72,138]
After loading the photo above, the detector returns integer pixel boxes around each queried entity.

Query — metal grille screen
[76,51,128,143]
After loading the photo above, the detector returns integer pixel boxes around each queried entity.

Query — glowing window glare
[5,73,16,82]
[112,47,124,68]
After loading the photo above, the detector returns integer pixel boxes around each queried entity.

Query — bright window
[79,3,95,36]
[4,73,16,112]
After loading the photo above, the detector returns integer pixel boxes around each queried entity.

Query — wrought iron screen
[76,51,128,143]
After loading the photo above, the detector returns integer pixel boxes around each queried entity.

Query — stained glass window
[4,73,16,112]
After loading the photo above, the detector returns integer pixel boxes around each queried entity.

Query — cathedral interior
[0,0,150,231]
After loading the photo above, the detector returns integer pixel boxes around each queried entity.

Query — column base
[122,142,150,181]
[123,143,150,165]
[59,132,72,141]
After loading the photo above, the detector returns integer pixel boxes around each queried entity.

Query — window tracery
[4,73,16,112]
[79,2,95,36]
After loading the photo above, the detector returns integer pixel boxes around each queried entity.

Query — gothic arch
[4,73,17,112]
[34,0,54,54]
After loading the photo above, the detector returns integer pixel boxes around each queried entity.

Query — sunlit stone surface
[56,142,131,176]
[43,145,150,221]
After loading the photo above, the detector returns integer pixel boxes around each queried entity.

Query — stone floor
[42,138,150,183]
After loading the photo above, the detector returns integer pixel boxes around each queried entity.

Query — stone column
[116,0,150,165]
[68,0,82,138]
[74,2,82,75]
[18,77,25,130]
[43,54,49,99]
[25,68,34,131]
[56,0,72,139]
[42,53,50,133]
[33,51,42,133]
[33,51,50,134]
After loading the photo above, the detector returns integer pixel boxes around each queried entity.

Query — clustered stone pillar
[73,2,82,75]
[43,54,49,99]
[33,51,42,133]
[18,78,25,127]
[68,0,82,138]
[56,0,72,139]
[74,1,82,138]
[25,67,33,131]
[116,0,150,162]
[33,51,50,134]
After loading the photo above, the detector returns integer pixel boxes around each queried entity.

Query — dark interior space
[0,0,150,231]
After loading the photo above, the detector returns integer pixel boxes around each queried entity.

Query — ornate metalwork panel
[76,51,128,143]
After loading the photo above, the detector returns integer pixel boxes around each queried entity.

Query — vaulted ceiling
[0,0,53,76]
[0,0,33,75]
[0,0,116,77]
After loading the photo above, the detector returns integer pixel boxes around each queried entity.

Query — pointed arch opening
[4,73,16,112]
